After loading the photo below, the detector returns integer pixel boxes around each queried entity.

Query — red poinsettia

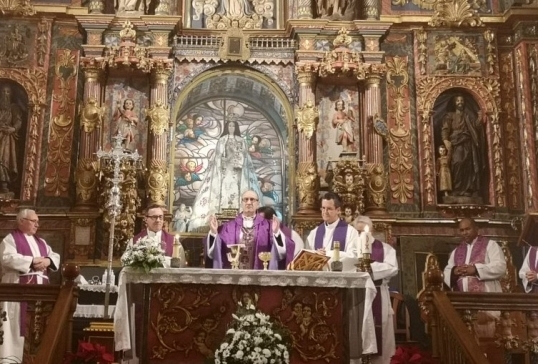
[390,345,437,364]
[63,340,115,364]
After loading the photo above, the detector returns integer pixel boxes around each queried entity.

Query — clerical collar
[147,229,161,237]
[325,220,339,228]
[243,215,255,220]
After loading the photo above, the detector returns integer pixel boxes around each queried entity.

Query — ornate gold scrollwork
[331,159,367,214]
[147,161,169,206]
[499,52,521,210]
[416,253,444,331]
[150,285,222,360]
[293,219,321,238]
[296,162,319,213]
[0,0,35,16]
[428,0,483,27]
[76,158,98,204]
[415,29,428,75]
[79,97,105,133]
[484,30,497,76]
[146,100,169,136]
[386,56,413,204]
[366,163,387,209]
[295,99,318,140]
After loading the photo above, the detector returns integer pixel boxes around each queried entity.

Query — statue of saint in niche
[331,99,356,154]
[217,0,253,17]
[113,99,139,151]
[316,0,358,20]
[435,92,487,204]
[0,84,24,197]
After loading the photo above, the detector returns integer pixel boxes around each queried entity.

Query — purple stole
[453,235,488,292]
[206,214,295,270]
[314,219,348,251]
[529,247,538,293]
[370,239,384,356]
[11,229,49,336]
[133,229,174,257]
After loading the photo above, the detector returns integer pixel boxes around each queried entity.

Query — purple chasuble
[12,229,50,336]
[452,235,489,292]
[133,229,174,257]
[370,239,385,356]
[314,219,348,250]
[205,214,295,270]
[529,247,538,293]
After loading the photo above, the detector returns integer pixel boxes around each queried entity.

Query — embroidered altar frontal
[116,268,376,364]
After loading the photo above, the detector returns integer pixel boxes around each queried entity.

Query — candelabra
[96,131,141,319]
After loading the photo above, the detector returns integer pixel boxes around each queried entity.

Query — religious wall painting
[389,0,491,13]
[0,80,29,199]
[432,89,489,205]
[172,99,285,232]
[315,86,360,189]
[0,23,35,68]
[427,32,485,76]
[103,78,149,162]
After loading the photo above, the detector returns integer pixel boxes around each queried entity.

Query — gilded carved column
[364,75,388,216]
[296,68,319,214]
[75,66,104,210]
[146,65,172,206]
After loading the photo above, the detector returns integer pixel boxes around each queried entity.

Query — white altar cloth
[114,267,378,361]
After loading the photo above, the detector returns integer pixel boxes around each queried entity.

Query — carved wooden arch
[416,76,504,208]
[0,68,47,204]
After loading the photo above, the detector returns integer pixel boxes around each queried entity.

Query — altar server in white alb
[0,209,60,362]
[354,215,398,364]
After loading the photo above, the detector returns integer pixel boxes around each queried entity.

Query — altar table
[114,268,377,364]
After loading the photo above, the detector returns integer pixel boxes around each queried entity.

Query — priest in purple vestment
[205,190,294,270]
[305,192,359,272]
[443,217,506,338]
[354,215,398,364]
[124,204,184,267]
[0,209,61,362]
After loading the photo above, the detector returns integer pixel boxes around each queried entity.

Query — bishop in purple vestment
[205,190,294,270]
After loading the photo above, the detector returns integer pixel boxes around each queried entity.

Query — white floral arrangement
[120,236,165,273]
[214,303,291,364]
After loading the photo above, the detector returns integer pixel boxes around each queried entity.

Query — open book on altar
[287,249,330,271]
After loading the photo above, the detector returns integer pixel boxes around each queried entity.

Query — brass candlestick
[258,252,271,270]
[356,252,372,273]
[228,244,244,270]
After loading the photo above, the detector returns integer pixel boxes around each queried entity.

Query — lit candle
[173,234,180,258]
[362,225,371,254]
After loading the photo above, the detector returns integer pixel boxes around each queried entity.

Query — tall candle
[173,234,180,258]
[362,225,371,254]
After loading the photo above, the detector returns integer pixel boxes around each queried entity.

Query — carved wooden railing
[0,264,79,364]
[431,292,538,364]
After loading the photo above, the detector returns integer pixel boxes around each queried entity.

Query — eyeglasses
[23,218,39,224]
[242,197,258,202]
[146,215,164,220]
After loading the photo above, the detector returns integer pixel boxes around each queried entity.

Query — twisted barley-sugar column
[363,75,388,215]
[147,66,171,206]
[296,70,319,214]
[74,66,103,210]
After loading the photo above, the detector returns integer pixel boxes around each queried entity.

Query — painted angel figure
[331,99,356,152]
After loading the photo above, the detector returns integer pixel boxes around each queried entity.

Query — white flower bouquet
[120,236,165,273]
[214,303,291,364]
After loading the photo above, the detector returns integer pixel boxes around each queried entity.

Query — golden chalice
[258,252,272,270]
[228,244,245,270]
